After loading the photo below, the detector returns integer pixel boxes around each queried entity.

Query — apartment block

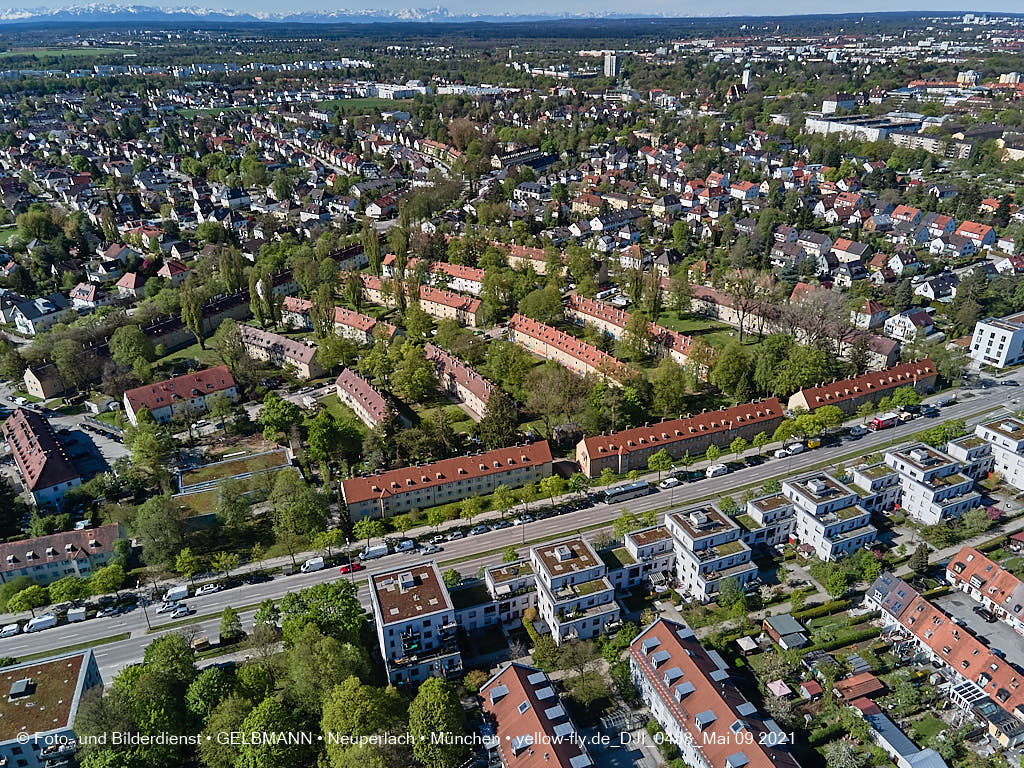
[2,408,81,507]
[576,398,784,477]
[783,472,877,561]
[970,314,1024,368]
[341,441,552,519]
[239,324,322,379]
[362,274,482,327]
[425,342,494,419]
[946,546,1024,636]
[846,462,901,514]
[944,435,995,481]
[601,526,676,592]
[786,358,937,415]
[565,294,692,366]
[738,493,795,548]
[883,443,982,525]
[123,365,238,426]
[508,313,628,383]
[485,560,537,625]
[666,505,757,601]
[531,537,620,644]
[368,561,462,685]
[974,417,1024,490]
[0,524,126,585]
[335,368,393,429]
[630,619,801,768]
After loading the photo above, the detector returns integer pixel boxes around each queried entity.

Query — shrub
[793,600,851,621]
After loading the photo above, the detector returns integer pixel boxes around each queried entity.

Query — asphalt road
[2,375,1021,680]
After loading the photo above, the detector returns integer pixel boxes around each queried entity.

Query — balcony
[553,577,613,604]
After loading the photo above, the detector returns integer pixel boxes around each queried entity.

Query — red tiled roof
[116,272,144,290]
[509,313,628,381]
[582,398,784,459]
[124,365,235,415]
[361,274,481,314]
[424,343,494,408]
[566,294,692,356]
[341,441,552,506]
[835,672,885,700]
[1,408,80,493]
[630,619,801,768]
[157,259,190,277]
[792,358,936,410]
[946,546,1024,614]
[0,523,124,576]
[481,663,591,768]
[335,368,390,425]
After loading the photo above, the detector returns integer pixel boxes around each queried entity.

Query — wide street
[1,373,1022,680]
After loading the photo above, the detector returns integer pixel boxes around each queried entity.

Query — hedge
[921,586,950,599]
[977,535,1007,553]
[805,627,881,653]
[809,722,845,747]
[793,599,851,621]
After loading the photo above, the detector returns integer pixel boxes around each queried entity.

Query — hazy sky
[19,0,1024,16]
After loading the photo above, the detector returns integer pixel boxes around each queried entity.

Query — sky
[11,0,1023,17]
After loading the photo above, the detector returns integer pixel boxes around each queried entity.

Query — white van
[394,539,416,553]
[25,614,57,633]
[360,543,389,561]
[300,557,325,573]
[163,585,189,603]
[706,464,729,478]
[67,607,87,623]
[0,623,20,637]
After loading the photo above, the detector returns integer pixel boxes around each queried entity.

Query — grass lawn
[181,450,289,487]
[155,340,221,371]
[0,224,16,244]
[315,395,370,436]
[175,489,218,516]
[910,713,945,743]
[0,46,125,59]
[317,97,415,113]
[95,410,123,428]
[657,310,766,351]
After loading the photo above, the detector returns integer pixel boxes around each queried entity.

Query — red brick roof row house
[576,398,785,477]
[424,342,494,418]
[786,358,937,414]
[565,293,692,363]
[508,313,629,382]
[123,364,238,426]
[1,408,81,507]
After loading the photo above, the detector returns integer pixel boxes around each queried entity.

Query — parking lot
[935,590,1024,671]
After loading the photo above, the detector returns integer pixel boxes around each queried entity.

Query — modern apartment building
[530,537,620,644]
[969,314,1024,369]
[485,560,537,625]
[883,443,982,525]
[783,472,877,561]
[974,417,1024,490]
[367,561,462,685]
[665,505,757,602]
[738,493,796,548]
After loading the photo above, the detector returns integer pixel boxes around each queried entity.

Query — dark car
[1001,380,1019,387]
[246,572,273,584]
[744,455,766,467]
[973,606,997,623]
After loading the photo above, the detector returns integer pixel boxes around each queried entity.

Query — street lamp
[138,589,152,630]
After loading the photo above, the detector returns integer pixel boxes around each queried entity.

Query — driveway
[934,591,1024,671]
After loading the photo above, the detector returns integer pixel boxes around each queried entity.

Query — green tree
[220,606,243,641]
[179,276,205,349]
[502,546,520,563]
[175,547,202,585]
[539,474,565,506]
[493,484,515,519]
[211,551,240,580]
[109,324,155,369]
[613,508,640,538]
[648,448,673,481]
[89,563,125,597]
[824,569,848,599]
[908,543,930,576]
[705,444,722,463]
[185,666,236,721]
[442,568,461,588]
[752,432,770,454]
[260,392,303,442]
[477,389,519,449]
[568,472,590,498]
[133,495,187,568]
[7,584,48,617]
[409,678,469,768]
[236,697,313,768]
[353,517,386,547]
[49,575,89,603]
[729,436,748,459]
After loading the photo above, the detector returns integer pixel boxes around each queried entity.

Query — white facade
[665,505,757,602]
[975,417,1024,491]
[530,538,620,644]
[783,472,877,561]
[883,443,982,526]
[969,314,1024,369]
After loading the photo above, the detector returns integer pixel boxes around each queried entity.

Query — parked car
[421,544,442,555]
[785,442,805,455]
[446,530,466,540]
[706,464,729,478]
[492,520,513,530]
[172,605,191,618]
[849,425,868,438]
[338,563,365,574]
[658,477,681,489]
[429,535,446,545]
[97,606,119,618]
[156,601,180,614]
[973,606,997,623]
[469,524,489,535]
[1001,380,1019,387]
[195,584,221,596]
[512,514,534,525]
[773,449,789,459]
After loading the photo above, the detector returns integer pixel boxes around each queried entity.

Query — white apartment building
[602,526,676,593]
[974,417,1024,491]
[367,561,462,685]
[665,505,757,601]
[944,435,995,481]
[530,538,620,644]
[739,493,795,548]
[969,314,1024,369]
[485,560,537,625]
[883,443,982,526]
[846,462,902,514]
[783,472,878,561]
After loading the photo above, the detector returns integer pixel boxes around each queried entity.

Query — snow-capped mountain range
[0,3,667,23]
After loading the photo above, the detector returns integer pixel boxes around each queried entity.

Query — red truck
[868,412,899,431]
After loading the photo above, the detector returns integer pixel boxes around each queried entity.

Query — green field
[657,310,763,351]
[180,450,289,487]
[0,46,126,60]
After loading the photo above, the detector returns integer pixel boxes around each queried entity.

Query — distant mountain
[0,3,668,23]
